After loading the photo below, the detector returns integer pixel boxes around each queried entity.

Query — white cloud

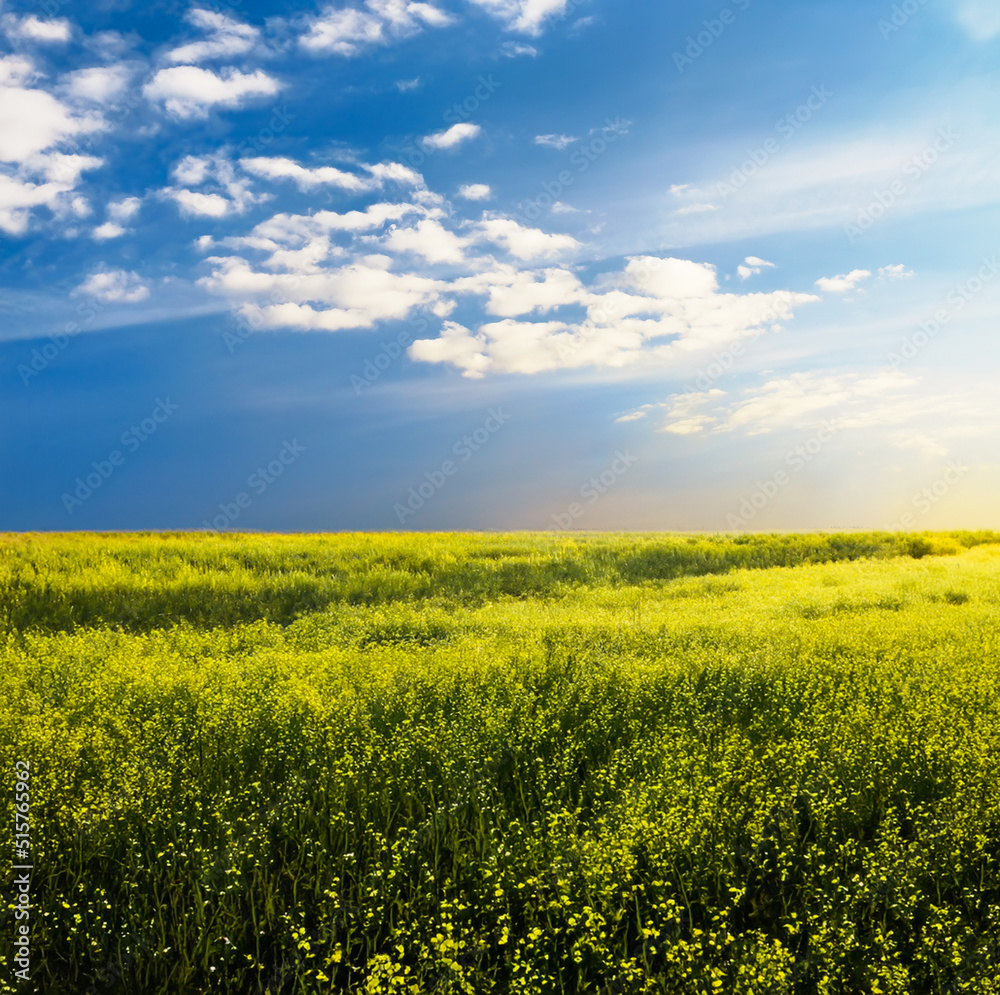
[408,321,494,377]
[75,269,150,303]
[878,263,914,280]
[108,196,141,223]
[645,371,907,434]
[737,255,775,280]
[410,255,818,378]
[466,0,569,35]
[0,56,106,232]
[240,156,372,192]
[534,133,577,150]
[62,65,132,105]
[166,189,232,217]
[161,152,265,218]
[144,66,281,119]
[203,254,443,331]
[0,60,103,163]
[189,173,820,383]
[422,122,481,150]
[476,217,580,259]
[396,77,421,91]
[954,0,1000,40]
[165,10,260,64]
[478,266,588,317]
[92,195,141,238]
[458,182,491,200]
[815,269,871,293]
[300,0,452,55]
[5,16,72,44]
[92,222,125,240]
[239,155,423,193]
[381,218,469,264]
[499,41,537,56]
[627,370,993,458]
[550,201,579,214]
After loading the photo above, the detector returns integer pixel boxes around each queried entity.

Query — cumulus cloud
[4,15,72,44]
[300,0,452,55]
[239,155,423,193]
[144,66,281,119]
[878,263,914,280]
[476,217,580,259]
[411,256,818,378]
[422,122,481,150]
[188,169,821,384]
[381,218,469,264]
[534,133,577,150]
[0,55,106,232]
[161,153,266,218]
[737,255,775,280]
[815,269,871,293]
[165,10,260,64]
[62,65,133,105]
[466,0,569,35]
[92,196,141,239]
[75,268,150,302]
[458,183,491,200]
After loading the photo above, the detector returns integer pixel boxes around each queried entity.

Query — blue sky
[1,0,998,532]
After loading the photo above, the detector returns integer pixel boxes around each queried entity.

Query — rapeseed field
[2,531,999,994]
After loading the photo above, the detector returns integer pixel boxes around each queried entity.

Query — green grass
[2,531,1000,994]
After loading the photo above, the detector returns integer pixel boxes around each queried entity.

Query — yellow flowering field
[2,531,999,994]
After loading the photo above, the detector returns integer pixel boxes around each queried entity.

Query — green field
[3,531,1000,994]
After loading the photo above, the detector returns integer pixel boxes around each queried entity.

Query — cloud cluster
[165,10,261,64]
[300,0,452,55]
[75,268,150,302]
[184,162,820,381]
[623,369,989,457]
[160,152,267,218]
[92,196,141,240]
[466,0,570,35]
[0,54,105,233]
